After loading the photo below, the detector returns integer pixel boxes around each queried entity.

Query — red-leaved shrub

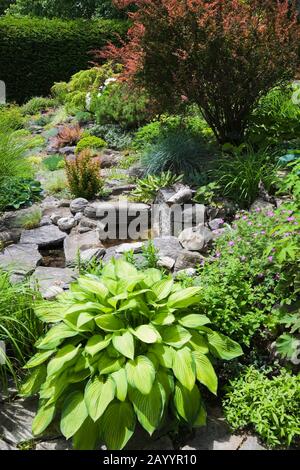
[101,0,300,144]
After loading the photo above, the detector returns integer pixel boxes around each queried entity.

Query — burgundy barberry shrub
[101,0,300,144]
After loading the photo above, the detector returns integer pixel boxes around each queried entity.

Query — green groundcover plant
[22,258,242,450]
[223,366,300,448]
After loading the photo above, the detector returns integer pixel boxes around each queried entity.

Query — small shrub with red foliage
[65,150,103,200]
[55,124,83,148]
[102,0,300,145]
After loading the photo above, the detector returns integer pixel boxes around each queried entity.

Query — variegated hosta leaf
[172,347,196,391]
[100,401,136,450]
[178,314,211,329]
[151,278,174,301]
[47,344,81,377]
[189,331,209,354]
[156,368,175,400]
[84,376,115,421]
[95,314,125,332]
[72,417,100,450]
[152,309,175,326]
[112,331,135,359]
[98,353,125,374]
[20,365,47,397]
[126,355,156,395]
[85,334,112,356]
[205,328,243,360]
[32,403,56,436]
[115,259,138,279]
[192,351,218,395]
[24,350,56,369]
[35,323,77,350]
[149,344,174,368]
[167,287,202,309]
[111,368,128,401]
[77,277,109,299]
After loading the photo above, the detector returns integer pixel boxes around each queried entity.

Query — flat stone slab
[31,267,77,299]
[0,243,42,278]
[36,439,72,451]
[174,250,204,272]
[239,436,266,450]
[0,439,16,450]
[20,225,67,248]
[84,201,150,219]
[64,230,105,266]
[115,242,144,254]
[152,236,183,261]
[0,397,37,444]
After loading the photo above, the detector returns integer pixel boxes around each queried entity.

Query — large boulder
[20,225,67,248]
[64,230,105,266]
[178,224,213,252]
[152,236,183,261]
[31,266,77,299]
[0,243,42,280]
[174,250,204,272]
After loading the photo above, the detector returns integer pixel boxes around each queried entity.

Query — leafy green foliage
[0,105,24,131]
[75,136,107,154]
[193,206,299,346]
[92,81,152,130]
[215,146,278,208]
[0,131,32,183]
[21,97,55,116]
[194,182,221,206]
[140,130,214,184]
[131,172,183,204]
[277,159,300,207]
[0,178,42,211]
[65,150,103,200]
[0,16,128,102]
[0,272,43,389]
[18,207,42,230]
[247,85,300,147]
[223,366,300,448]
[275,306,300,362]
[89,124,133,150]
[23,258,242,450]
[43,154,65,172]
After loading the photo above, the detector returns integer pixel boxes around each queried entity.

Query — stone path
[0,396,265,451]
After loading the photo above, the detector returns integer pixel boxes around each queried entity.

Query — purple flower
[261,230,266,235]
[242,215,248,220]
[255,208,261,212]
[258,273,264,279]
[267,211,274,217]
[287,216,295,222]
[215,252,221,258]
[228,241,235,247]
[268,256,273,263]
[248,222,253,226]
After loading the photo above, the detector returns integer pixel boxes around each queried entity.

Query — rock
[70,198,89,215]
[79,216,99,231]
[208,218,225,231]
[0,397,37,444]
[58,199,71,208]
[36,439,72,451]
[181,405,244,450]
[0,439,16,450]
[212,228,227,240]
[155,188,177,204]
[167,186,193,204]
[239,436,265,450]
[100,149,122,168]
[102,247,122,263]
[74,212,83,223]
[178,224,213,251]
[0,205,41,231]
[20,225,67,248]
[78,226,92,234]
[128,164,145,180]
[157,256,175,271]
[57,217,76,233]
[0,244,42,278]
[250,198,274,212]
[174,250,204,272]
[64,230,105,266]
[0,230,20,247]
[152,236,183,261]
[84,201,150,220]
[174,268,197,278]
[115,242,144,254]
[31,267,77,299]
[40,216,52,227]
[79,248,106,264]
[180,204,205,227]
[108,184,136,196]
[59,146,76,155]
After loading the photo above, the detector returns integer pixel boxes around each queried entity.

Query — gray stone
[36,439,72,451]
[102,247,122,263]
[0,439,16,450]
[239,436,266,450]
[79,248,106,264]
[40,216,52,227]
[20,225,67,248]
[0,243,42,278]
[0,230,20,247]
[109,184,136,196]
[0,205,41,231]
[31,267,77,299]
[153,236,183,261]
[70,198,89,215]
[155,188,177,204]
[212,228,227,240]
[74,212,83,223]
[208,218,225,231]
[84,201,150,220]
[167,187,193,204]
[59,146,76,155]
[250,198,274,212]
[180,204,205,227]
[57,217,76,233]
[174,250,204,272]
[115,242,144,254]
[128,164,145,180]
[0,397,37,444]
[178,224,213,252]
[64,230,105,266]
[100,149,122,168]
[58,199,71,208]
[79,216,99,231]
[157,256,175,271]
[181,406,244,451]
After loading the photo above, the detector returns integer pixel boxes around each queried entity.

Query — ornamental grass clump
[22,259,242,450]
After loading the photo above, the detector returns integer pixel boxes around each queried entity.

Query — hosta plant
[131,172,183,203]
[21,259,242,450]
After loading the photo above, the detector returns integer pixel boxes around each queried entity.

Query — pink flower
[215,252,221,258]
[268,256,273,263]
[287,216,295,222]
[261,230,266,235]
[228,241,235,247]
[267,211,274,217]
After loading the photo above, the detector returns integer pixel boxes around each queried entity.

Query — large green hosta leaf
[25,350,56,369]
[111,369,128,401]
[178,314,211,329]
[173,382,201,424]
[115,259,138,279]
[172,347,196,391]
[72,417,100,450]
[36,323,78,350]
[95,314,125,332]
[98,353,125,374]
[149,344,174,368]
[167,287,202,309]
[151,278,174,301]
[205,329,243,360]
[126,356,156,395]
[32,403,56,436]
[133,324,161,344]
[60,391,88,440]
[192,351,218,395]
[85,376,115,421]
[85,334,112,356]
[47,344,81,377]
[161,325,191,348]
[112,331,135,359]
[20,366,47,397]
[77,277,109,300]
[129,381,165,435]
[100,401,136,450]
[189,331,209,354]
